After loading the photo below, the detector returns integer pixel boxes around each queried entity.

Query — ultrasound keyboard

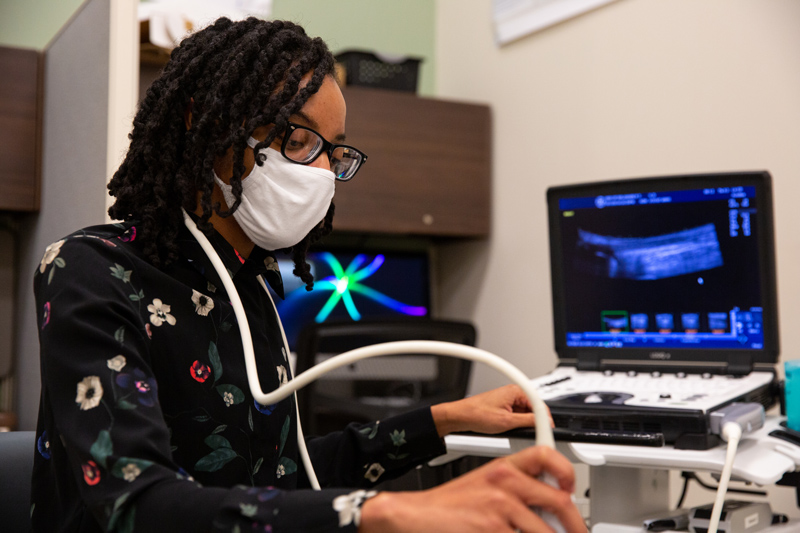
[530,366,775,413]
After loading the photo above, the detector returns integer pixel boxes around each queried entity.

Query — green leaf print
[195,447,237,472]
[117,506,136,533]
[54,257,66,268]
[390,429,406,447]
[204,434,232,450]
[116,399,137,410]
[212,424,227,435]
[107,493,130,530]
[208,341,222,383]
[216,384,244,406]
[111,457,153,480]
[248,407,254,431]
[128,290,144,302]
[276,457,297,478]
[253,457,263,475]
[114,326,125,345]
[387,429,408,461]
[387,452,410,460]
[359,423,379,440]
[239,503,258,518]
[90,430,113,468]
[109,264,127,281]
[278,416,290,456]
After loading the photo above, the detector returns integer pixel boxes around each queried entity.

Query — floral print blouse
[32,220,446,532]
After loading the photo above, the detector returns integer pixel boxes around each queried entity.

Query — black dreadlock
[108,17,336,289]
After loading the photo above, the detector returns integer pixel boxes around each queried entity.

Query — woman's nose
[310,151,332,171]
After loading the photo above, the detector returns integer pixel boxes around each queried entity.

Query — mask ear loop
[181,209,556,488]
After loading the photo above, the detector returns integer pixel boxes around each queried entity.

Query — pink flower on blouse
[119,226,137,242]
[42,302,51,329]
[82,460,101,486]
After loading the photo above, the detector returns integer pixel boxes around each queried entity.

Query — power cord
[675,471,766,508]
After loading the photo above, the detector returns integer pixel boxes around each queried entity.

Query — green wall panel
[272,0,436,95]
[0,0,86,49]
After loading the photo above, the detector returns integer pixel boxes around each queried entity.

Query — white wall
[434,0,800,517]
[435,0,800,393]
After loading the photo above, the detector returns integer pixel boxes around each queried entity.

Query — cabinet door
[335,87,491,237]
[0,47,41,212]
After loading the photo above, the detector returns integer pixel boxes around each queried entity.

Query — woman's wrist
[358,492,400,533]
[430,401,467,437]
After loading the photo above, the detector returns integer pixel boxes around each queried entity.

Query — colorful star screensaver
[274,249,431,350]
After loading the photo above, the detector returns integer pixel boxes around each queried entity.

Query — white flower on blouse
[223,392,234,407]
[276,464,286,478]
[191,290,214,316]
[122,463,141,482]
[75,376,103,410]
[107,355,126,372]
[364,463,385,483]
[39,240,65,273]
[276,365,288,385]
[332,490,377,527]
[147,298,176,327]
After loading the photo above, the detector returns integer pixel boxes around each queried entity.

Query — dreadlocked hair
[108,17,336,289]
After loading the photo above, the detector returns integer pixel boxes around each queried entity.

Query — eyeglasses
[280,122,368,181]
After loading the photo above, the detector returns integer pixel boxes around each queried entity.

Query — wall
[435,0,800,394]
[0,0,85,49]
[271,0,436,96]
[14,0,111,430]
[435,0,800,517]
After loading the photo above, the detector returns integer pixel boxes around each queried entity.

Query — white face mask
[215,139,335,251]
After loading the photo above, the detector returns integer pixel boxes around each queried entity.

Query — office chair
[294,318,476,437]
[0,431,35,532]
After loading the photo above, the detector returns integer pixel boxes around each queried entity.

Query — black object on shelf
[335,50,422,93]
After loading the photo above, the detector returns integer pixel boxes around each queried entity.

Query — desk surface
[437,417,800,485]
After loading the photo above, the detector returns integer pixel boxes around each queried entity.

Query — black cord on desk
[676,471,768,508]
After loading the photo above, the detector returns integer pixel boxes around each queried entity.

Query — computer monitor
[547,171,779,369]
[273,248,432,351]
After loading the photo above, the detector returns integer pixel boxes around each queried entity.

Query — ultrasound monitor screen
[547,172,778,363]
[273,249,431,351]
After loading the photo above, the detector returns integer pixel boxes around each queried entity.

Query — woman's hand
[430,384,552,437]
[359,445,587,533]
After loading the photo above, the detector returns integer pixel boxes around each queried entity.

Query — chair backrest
[294,319,476,435]
[0,431,35,532]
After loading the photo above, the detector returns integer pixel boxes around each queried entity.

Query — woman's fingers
[483,451,586,532]
[506,446,576,492]
[359,446,587,533]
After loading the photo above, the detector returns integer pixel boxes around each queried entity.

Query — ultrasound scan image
[574,223,723,280]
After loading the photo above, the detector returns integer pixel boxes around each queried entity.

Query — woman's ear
[184,98,194,130]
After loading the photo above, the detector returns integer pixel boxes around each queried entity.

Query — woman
[32,17,585,532]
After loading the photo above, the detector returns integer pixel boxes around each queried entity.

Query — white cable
[258,276,320,490]
[706,422,742,533]
[255,340,555,448]
[182,210,322,489]
[182,210,556,492]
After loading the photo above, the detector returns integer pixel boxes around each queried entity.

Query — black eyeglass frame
[280,122,368,182]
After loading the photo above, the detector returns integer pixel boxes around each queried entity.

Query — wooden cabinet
[334,87,491,237]
[0,47,42,212]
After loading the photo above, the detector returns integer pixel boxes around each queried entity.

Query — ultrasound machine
[530,171,781,450]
